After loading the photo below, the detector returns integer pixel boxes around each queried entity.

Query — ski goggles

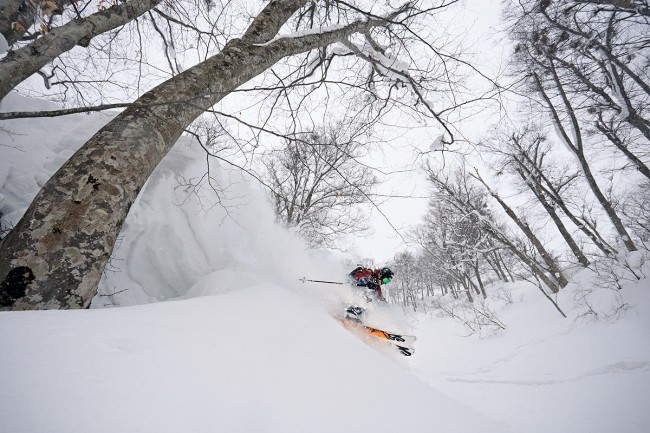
[382,277,391,284]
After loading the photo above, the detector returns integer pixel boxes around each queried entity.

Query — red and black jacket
[348,267,385,301]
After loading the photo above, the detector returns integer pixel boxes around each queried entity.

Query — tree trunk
[516,168,590,266]
[462,277,474,303]
[535,68,637,252]
[0,0,162,101]
[480,222,563,294]
[473,260,487,299]
[486,251,508,282]
[0,0,68,46]
[474,171,569,288]
[532,274,567,318]
[0,0,382,310]
[497,252,515,281]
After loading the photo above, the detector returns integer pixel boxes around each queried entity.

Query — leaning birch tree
[0,0,470,310]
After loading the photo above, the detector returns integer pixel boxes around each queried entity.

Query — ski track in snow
[446,360,650,386]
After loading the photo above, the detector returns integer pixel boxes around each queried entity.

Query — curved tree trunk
[0,0,162,102]
[0,0,383,310]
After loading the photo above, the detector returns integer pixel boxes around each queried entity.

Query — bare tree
[1,0,475,310]
[0,0,163,101]
[0,0,239,106]
[470,169,569,288]
[426,165,567,299]
[390,250,420,310]
[263,121,378,247]
[411,192,493,302]
[506,0,642,252]
[482,125,593,266]
[621,180,650,249]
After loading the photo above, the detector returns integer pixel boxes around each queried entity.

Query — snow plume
[0,93,345,307]
[93,139,330,306]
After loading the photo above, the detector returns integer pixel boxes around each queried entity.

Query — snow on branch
[342,38,454,145]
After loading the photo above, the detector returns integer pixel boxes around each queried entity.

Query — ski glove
[366,282,379,291]
[357,276,370,285]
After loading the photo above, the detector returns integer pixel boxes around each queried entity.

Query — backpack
[349,266,374,285]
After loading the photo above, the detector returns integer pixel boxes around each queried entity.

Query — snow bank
[0,283,514,433]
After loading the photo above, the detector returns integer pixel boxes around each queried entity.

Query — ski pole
[299,277,344,285]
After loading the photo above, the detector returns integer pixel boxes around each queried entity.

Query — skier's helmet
[379,267,394,284]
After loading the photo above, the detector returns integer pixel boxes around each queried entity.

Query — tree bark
[0,0,68,47]
[0,0,387,310]
[0,0,162,101]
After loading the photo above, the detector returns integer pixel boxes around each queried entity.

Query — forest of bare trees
[385,0,649,325]
[262,122,378,247]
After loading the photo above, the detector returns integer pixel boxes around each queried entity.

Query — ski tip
[396,345,415,356]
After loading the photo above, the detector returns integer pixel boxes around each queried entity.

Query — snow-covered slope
[2,94,650,433]
[412,276,650,433]
[0,283,514,433]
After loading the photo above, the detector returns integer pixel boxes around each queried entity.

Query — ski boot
[345,306,365,322]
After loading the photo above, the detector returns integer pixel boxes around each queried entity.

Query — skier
[346,266,394,317]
